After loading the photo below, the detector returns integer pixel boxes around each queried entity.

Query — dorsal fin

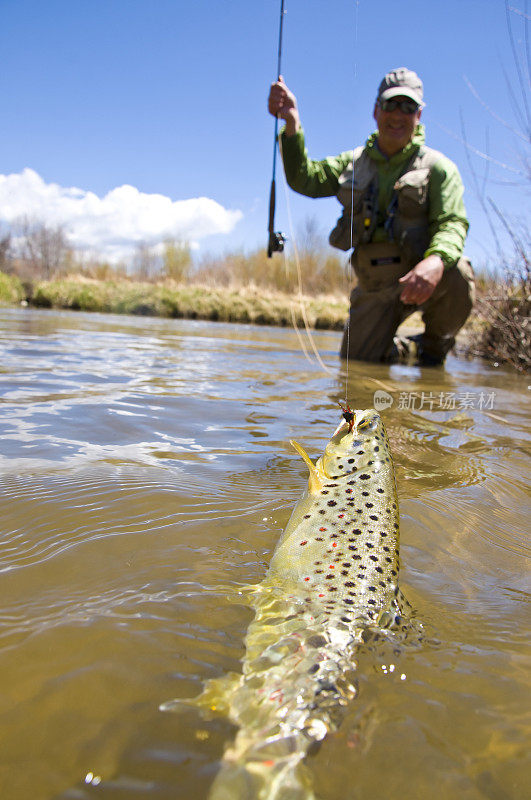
[290,440,325,494]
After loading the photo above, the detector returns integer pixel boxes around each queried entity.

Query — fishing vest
[329,144,444,266]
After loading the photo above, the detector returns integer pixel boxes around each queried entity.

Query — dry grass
[463,265,530,373]
[29,274,349,330]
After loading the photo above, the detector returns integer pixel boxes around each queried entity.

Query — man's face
[373,96,422,156]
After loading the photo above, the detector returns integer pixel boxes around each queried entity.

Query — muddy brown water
[0,307,529,800]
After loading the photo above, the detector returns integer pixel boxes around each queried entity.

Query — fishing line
[344,0,362,407]
[278,135,332,375]
[268,0,331,375]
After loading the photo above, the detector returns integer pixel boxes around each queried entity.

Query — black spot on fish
[369,555,378,562]
[347,480,355,486]
[380,532,388,537]
[304,514,311,519]
[357,450,364,455]
[328,587,338,592]
[374,446,380,452]
[385,557,392,563]
[383,546,390,552]
[325,484,338,487]
[375,566,383,573]
[368,586,377,592]
[352,528,362,535]
[366,543,374,549]
[348,545,358,552]
[368,599,376,605]
[370,515,378,521]
[341,616,351,623]
[352,554,361,560]
[325,574,334,579]
[319,510,326,515]
[327,500,337,506]
[315,569,323,574]
[379,581,386,587]
[321,490,329,495]
[362,491,369,497]
[359,474,370,480]
[347,458,355,464]
[344,599,354,605]
[366,502,374,508]
[341,570,348,576]
[308,663,319,674]
[377,488,384,494]
[316,537,324,542]
[344,581,355,587]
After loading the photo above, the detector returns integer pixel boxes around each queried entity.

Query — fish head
[317,409,390,484]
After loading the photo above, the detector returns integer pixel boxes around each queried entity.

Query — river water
[0,307,529,800]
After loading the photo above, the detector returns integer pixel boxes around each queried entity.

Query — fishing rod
[267,0,287,258]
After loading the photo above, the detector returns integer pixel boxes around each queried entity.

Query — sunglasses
[379,98,419,114]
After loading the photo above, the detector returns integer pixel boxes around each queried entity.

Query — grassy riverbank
[16,274,348,330]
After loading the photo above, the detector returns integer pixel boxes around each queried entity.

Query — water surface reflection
[0,308,529,800]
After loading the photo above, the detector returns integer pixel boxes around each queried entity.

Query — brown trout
[165,409,402,800]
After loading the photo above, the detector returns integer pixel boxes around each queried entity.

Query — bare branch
[435,120,526,175]
[463,75,530,143]
[508,6,531,21]
[505,0,531,131]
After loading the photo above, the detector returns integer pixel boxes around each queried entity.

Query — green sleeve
[279,127,352,198]
[425,157,469,268]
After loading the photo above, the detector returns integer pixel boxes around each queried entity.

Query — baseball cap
[377,68,425,107]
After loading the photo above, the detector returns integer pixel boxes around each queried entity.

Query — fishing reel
[267,230,287,258]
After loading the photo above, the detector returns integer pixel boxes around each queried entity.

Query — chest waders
[331,146,475,363]
[329,145,443,291]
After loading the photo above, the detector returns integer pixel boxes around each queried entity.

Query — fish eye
[357,416,377,431]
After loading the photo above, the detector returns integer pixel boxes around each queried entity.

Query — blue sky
[0,0,528,268]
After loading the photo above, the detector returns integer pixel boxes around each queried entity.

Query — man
[268,68,475,366]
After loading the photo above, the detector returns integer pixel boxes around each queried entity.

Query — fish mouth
[332,409,377,438]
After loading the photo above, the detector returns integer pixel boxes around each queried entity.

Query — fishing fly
[339,401,355,432]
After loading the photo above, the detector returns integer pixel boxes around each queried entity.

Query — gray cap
[377,68,425,107]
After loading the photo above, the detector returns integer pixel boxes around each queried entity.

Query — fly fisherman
[268,68,475,366]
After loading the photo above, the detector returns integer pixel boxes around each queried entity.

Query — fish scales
[167,410,402,800]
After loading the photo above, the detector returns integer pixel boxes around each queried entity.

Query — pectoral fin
[160,672,242,718]
[290,440,325,494]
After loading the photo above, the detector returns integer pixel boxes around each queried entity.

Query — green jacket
[279,125,469,268]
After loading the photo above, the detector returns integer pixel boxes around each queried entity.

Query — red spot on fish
[332,542,337,547]
[319,527,327,531]
[338,514,344,518]
[263,760,275,767]
[300,540,308,546]
[318,593,325,597]
[304,577,310,581]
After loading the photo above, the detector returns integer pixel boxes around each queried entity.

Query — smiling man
[268,68,475,366]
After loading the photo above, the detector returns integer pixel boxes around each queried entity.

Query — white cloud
[0,168,242,261]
